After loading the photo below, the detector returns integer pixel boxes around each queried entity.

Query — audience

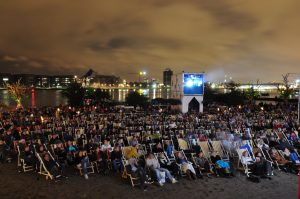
[0,102,299,188]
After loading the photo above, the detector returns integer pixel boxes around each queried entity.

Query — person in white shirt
[241,150,254,166]
[101,139,112,152]
[146,153,177,186]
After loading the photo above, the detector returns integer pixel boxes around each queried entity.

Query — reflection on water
[0,89,68,108]
[0,88,171,107]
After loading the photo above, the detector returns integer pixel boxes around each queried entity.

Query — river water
[0,88,171,107]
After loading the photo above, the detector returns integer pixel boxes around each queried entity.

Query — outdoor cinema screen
[183,73,204,95]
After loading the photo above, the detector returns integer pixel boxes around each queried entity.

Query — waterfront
[0,88,171,107]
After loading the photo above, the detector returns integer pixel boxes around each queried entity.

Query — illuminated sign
[183,73,204,95]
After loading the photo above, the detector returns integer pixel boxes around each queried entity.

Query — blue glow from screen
[183,73,204,95]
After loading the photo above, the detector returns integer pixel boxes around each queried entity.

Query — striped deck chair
[236,148,252,177]
[178,138,189,151]
[122,146,134,160]
[198,141,212,161]
[121,147,141,187]
[36,152,55,180]
[17,145,34,173]
[211,141,229,161]
[121,159,141,187]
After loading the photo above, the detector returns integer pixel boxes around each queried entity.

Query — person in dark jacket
[0,139,9,163]
[111,145,123,172]
[43,153,62,178]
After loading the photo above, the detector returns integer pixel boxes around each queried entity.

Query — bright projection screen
[182,73,204,95]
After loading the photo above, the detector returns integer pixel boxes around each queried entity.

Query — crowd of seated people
[0,102,299,189]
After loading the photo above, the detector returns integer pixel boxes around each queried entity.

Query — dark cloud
[194,0,258,30]
[108,37,133,49]
[0,53,80,75]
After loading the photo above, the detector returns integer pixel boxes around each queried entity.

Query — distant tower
[163,68,173,87]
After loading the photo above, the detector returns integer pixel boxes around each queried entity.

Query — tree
[203,84,219,105]
[62,82,86,106]
[125,91,149,108]
[277,74,295,101]
[244,80,261,102]
[203,83,247,106]
[244,87,260,102]
[5,79,28,108]
[222,90,247,106]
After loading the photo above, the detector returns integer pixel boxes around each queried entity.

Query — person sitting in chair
[211,151,234,177]
[164,141,174,158]
[66,141,78,165]
[194,151,212,177]
[54,143,67,166]
[152,143,164,153]
[157,152,180,178]
[127,157,148,191]
[101,139,112,153]
[43,153,64,179]
[37,145,47,155]
[283,147,300,175]
[111,145,123,173]
[22,145,37,169]
[255,152,273,176]
[270,148,297,174]
[76,151,91,180]
[146,153,177,186]
[241,150,271,179]
[176,151,197,180]
[92,146,108,174]
[0,139,9,163]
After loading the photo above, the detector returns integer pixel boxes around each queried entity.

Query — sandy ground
[0,162,297,199]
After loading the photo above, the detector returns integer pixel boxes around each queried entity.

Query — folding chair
[126,136,134,146]
[178,138,189,151]
[236,148,253,177]
[36,153,55,180]
[121,159,140,187]
[17,145,34,172]
[211,141,230,161]
[174,150,195,177]
[76,151,95,176]
[190,152,213,177]
[198,141,212,161]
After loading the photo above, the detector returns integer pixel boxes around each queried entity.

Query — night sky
[0,0,299,82]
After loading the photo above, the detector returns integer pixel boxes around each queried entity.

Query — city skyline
[1,0,300,82]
